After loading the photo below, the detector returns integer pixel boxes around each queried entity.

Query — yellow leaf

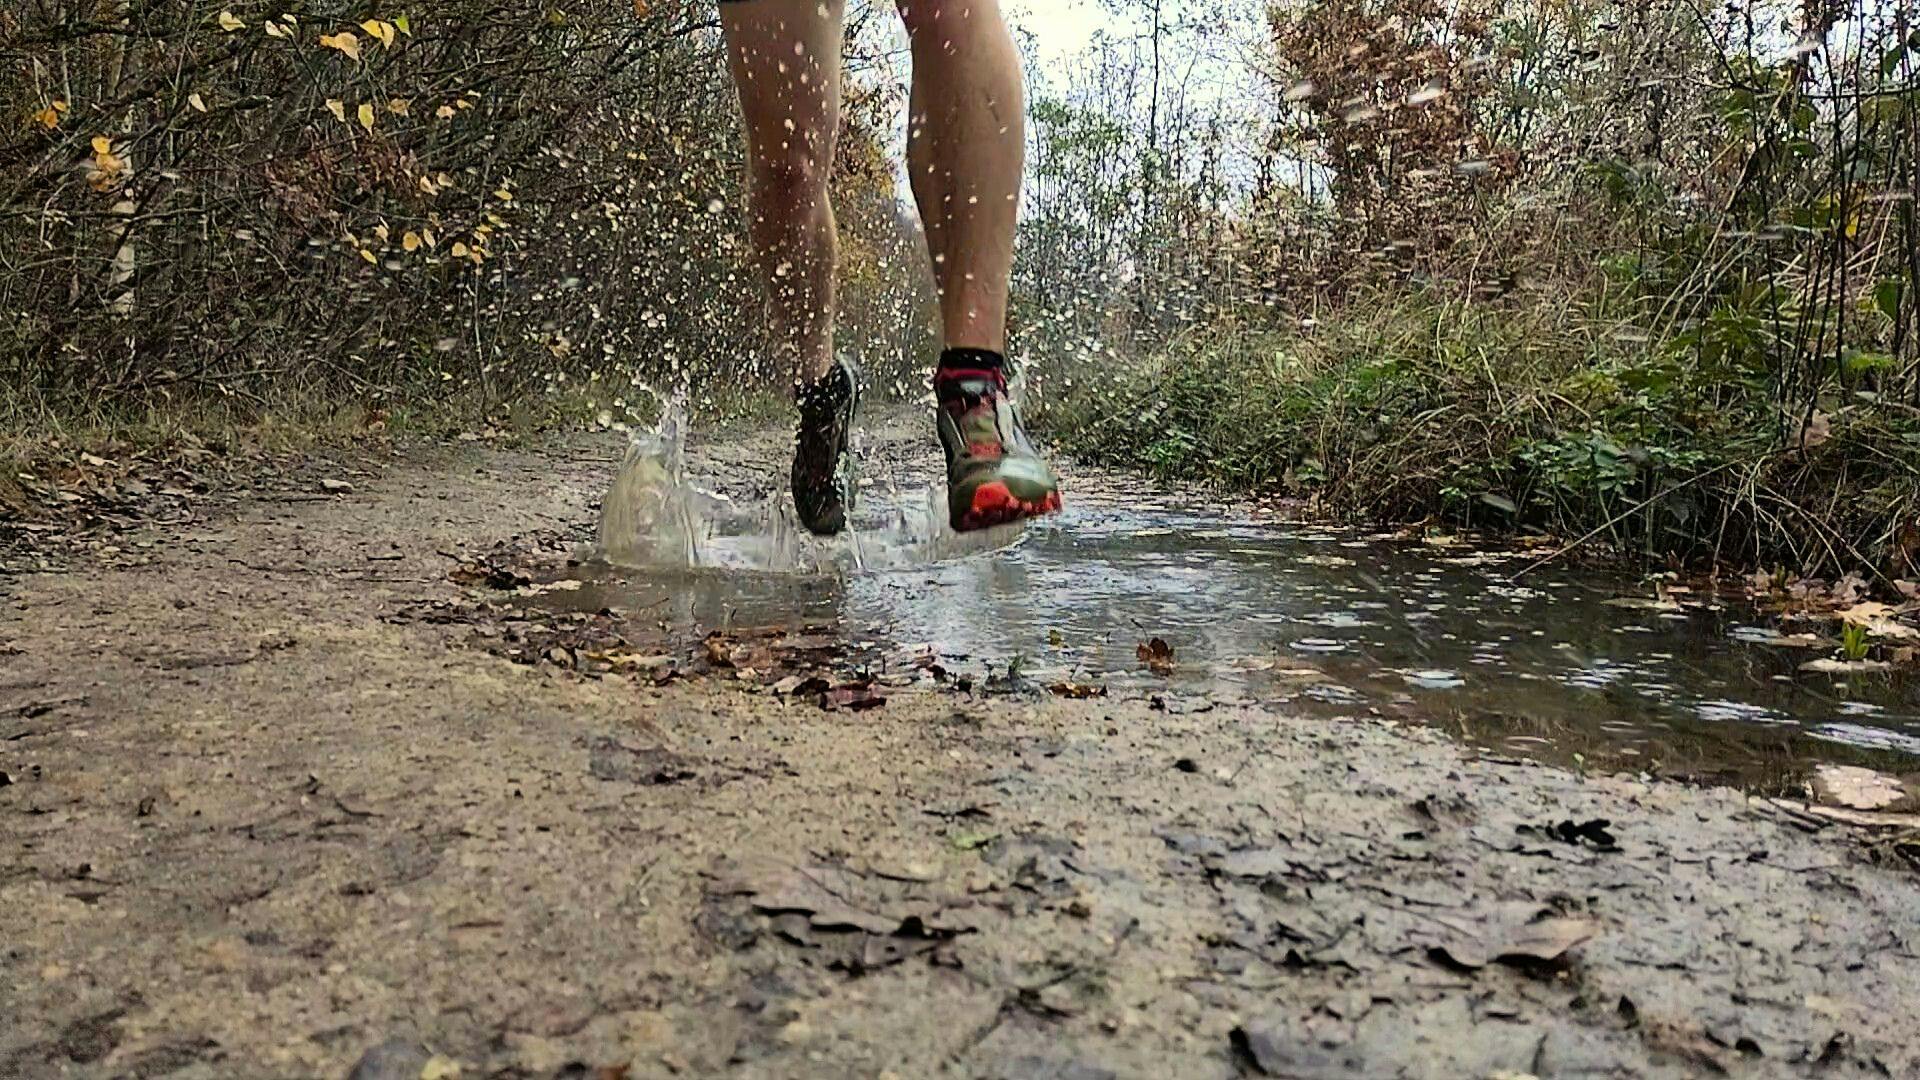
[420,228,437,248]
[263,20,285,37]
[456,99,473,110]
[402,231,421,252]
[393,14,411,34]
[450,241,470,258]
[31,107,60,130]
[387,98,410,115]
[188,92,207,113]
[417,174,437,194]
[492,188,512,201]
[91,135,113,156]
[373,223,390,242]
[359,19,396,47]
[318,31,361,59]
[359,248,377,264]
[217,10,245,31]
[633,0,648,15]
[325,99,347,122]
[357,102,375,131]
[435,104,456,119]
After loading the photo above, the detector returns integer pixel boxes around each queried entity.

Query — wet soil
[4,416,1919,1079]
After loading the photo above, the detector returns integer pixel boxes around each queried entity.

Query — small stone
[319,478,354,494]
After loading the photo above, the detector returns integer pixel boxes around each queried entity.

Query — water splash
[586,399,1027,574]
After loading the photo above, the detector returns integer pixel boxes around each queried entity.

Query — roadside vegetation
[1018,0,1920,583]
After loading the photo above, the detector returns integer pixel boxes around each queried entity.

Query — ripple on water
[566,428,1920,789]
[1808,724,1920,756]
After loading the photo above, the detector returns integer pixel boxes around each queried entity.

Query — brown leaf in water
[1136,637,1175,675]
[1048,681,1107,699]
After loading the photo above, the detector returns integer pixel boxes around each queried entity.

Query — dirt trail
[4,419,1918,1080]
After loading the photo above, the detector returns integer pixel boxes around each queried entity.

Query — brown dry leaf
[1838,601,1919,641]
[1048,681,1107,699]
[1136,636,1175,675]
[318,31,361,59]
[1431,913,1598,970]
[820,683,885,711]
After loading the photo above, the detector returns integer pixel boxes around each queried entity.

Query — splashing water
[585,398,1024,574]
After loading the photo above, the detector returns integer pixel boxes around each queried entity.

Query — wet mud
[3,415,1919,1078]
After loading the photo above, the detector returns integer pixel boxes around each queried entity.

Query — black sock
[937,347,1005,379]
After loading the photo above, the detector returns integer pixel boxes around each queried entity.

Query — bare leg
[897,0,1024,354]
[722,0,846,386]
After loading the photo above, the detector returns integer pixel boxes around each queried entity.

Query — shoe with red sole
[934,355,1062,532]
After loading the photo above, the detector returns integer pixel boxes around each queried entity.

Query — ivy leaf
[1872,278,1903,322]
[318,31,361,60]
[216,10,245,31]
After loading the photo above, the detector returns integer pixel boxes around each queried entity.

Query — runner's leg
[896,0,1023,353]
[721,0,847,385]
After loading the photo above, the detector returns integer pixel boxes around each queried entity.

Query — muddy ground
[4,416,1919,1079]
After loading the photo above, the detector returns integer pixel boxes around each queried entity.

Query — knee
[748,138,832,207]
[896,0,982,43]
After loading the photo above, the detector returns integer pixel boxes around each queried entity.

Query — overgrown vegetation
[1,0,930,445]
[1023,0,1920,581]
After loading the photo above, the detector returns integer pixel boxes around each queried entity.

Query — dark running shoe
[791,355,862,536]
[935,356,1062,532]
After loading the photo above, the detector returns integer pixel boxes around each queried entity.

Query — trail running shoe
[792,355,861,536]
[935,353,1063,532]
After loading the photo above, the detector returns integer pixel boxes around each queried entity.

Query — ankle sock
[936,347,1006,388]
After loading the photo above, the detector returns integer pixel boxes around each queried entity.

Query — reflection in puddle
[556,444,1920,792]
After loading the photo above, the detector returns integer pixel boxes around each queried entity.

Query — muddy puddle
[532,423,1920,794]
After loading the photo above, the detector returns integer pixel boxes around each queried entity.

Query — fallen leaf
[1430,914,1598,971]
[1838,601,1919,641]
[188,92,207,113]
[1800,657,1892,674]
[216,10,245,31]
[357,102,376,131]
[1810,764,1909,811]
[1231,1014,1363,1078]
[588,738,695,785]
[770,674,829,697]
[1602,595,1683,612]
[1136,636,1175,675]
[325,99,347,122]
[1047,681,1106,699]
[820,683,885,711]
[318,31,361,59]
